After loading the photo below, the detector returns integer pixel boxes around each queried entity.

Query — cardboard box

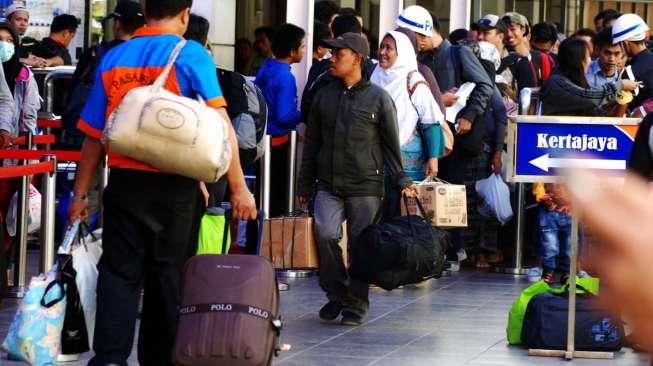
[261,217,348,269]
[401,181,468,227]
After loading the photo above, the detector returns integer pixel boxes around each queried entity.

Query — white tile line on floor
[278,272,500,364]
[463,338,508,366]
[364,273,514,366]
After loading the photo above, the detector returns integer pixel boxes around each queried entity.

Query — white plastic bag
[71,229,102,347]
[6,184,41,237]
[475,174,513,225]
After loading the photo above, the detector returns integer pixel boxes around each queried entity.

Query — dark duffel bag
[349,197,448,291]
[521,292,624,352]
[173,255,282,366]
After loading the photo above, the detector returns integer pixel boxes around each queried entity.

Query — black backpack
[60,43,112,149]
[349,199,449,291]
[217,68,268,164]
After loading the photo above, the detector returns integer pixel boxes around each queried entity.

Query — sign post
[509,115,640,360]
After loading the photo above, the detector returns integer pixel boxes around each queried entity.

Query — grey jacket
[298,79,411,197]
[0,65,16,134]
[0,66,39,136]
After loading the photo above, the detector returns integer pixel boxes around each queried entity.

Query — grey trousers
[313,190,382,317]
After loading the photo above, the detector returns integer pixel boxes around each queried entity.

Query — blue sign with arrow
[514,119,639,179]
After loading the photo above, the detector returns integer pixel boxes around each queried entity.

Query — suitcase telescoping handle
[221,208,231,255]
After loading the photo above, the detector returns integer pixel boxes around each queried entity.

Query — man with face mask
[31,14,79,66]
[4,3,46,68]
[298,32,416,326]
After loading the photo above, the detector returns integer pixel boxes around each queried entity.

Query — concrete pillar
[379,0,403,43]
[286,0,314,104]
[192,0,237,70]
[450,0,472,32]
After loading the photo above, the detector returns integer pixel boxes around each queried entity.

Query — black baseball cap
[105,0,144,22]
[320,32,370,58]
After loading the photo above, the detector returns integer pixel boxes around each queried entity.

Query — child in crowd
[533,183,573,284]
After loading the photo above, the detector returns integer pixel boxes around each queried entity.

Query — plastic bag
[72,229,102,346]
[1,267,67,365]
[475,174,513,225]
[197,207,231,255]
[6,184,41,237]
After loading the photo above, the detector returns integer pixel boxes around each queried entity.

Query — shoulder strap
[540,52,552,82]
[153,40,187,89]
[529,51,543,85]
[406,70,430,98]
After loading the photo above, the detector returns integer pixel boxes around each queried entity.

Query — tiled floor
[1,269,650,366]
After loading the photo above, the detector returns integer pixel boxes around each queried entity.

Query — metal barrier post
[492,88,540,276]
[259,135,271,220]
[44,68,74,114]
[286,131,297,215]
[40,155,57,273]
[491,183,528,275]
[278,130,313,279]
[8,132,33,298]
[99,155,109,228]
[44,127,52,150]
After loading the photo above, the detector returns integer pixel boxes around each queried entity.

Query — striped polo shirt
[78,26,227,171]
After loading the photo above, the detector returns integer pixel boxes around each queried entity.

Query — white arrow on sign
[529,154,626,172]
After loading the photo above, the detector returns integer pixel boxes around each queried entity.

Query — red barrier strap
[0,149,81,162]
[11,135,57,145]
[0,160,55,179]
[37,119,62,129]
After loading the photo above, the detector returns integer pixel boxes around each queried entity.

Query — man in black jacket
[300,14,376,122]
[298,33,415,326]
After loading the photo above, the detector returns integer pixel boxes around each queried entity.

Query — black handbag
[349,197,448,290]
[58,252,90,354]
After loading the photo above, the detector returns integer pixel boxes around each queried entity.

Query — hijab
[0,22,21,95]
[371,31,443,145]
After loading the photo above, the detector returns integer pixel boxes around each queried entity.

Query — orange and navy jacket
[77,26,227,171]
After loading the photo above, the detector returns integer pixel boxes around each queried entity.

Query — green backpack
[196,207,231,255]
[506,277,600,345]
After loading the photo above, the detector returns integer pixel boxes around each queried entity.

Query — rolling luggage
[521,292,624,351]
[174,254,282,365]
[349,198,448,290]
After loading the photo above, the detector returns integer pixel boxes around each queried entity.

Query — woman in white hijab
[370,31,445,182]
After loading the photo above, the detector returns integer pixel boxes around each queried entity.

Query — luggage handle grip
[402,194,429,239]
[41,279,66,308]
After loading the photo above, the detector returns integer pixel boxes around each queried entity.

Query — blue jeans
[539,207,572,275]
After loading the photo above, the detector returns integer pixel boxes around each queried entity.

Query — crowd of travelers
[1,0,653,364]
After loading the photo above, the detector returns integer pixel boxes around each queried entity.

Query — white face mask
[0,41,15,63]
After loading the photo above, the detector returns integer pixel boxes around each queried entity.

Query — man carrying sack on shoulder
[298,32,417,327]
[68,0,256,365]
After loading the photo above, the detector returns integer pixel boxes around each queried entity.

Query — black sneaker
[340,310,363,326]
[319,301,343,321]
